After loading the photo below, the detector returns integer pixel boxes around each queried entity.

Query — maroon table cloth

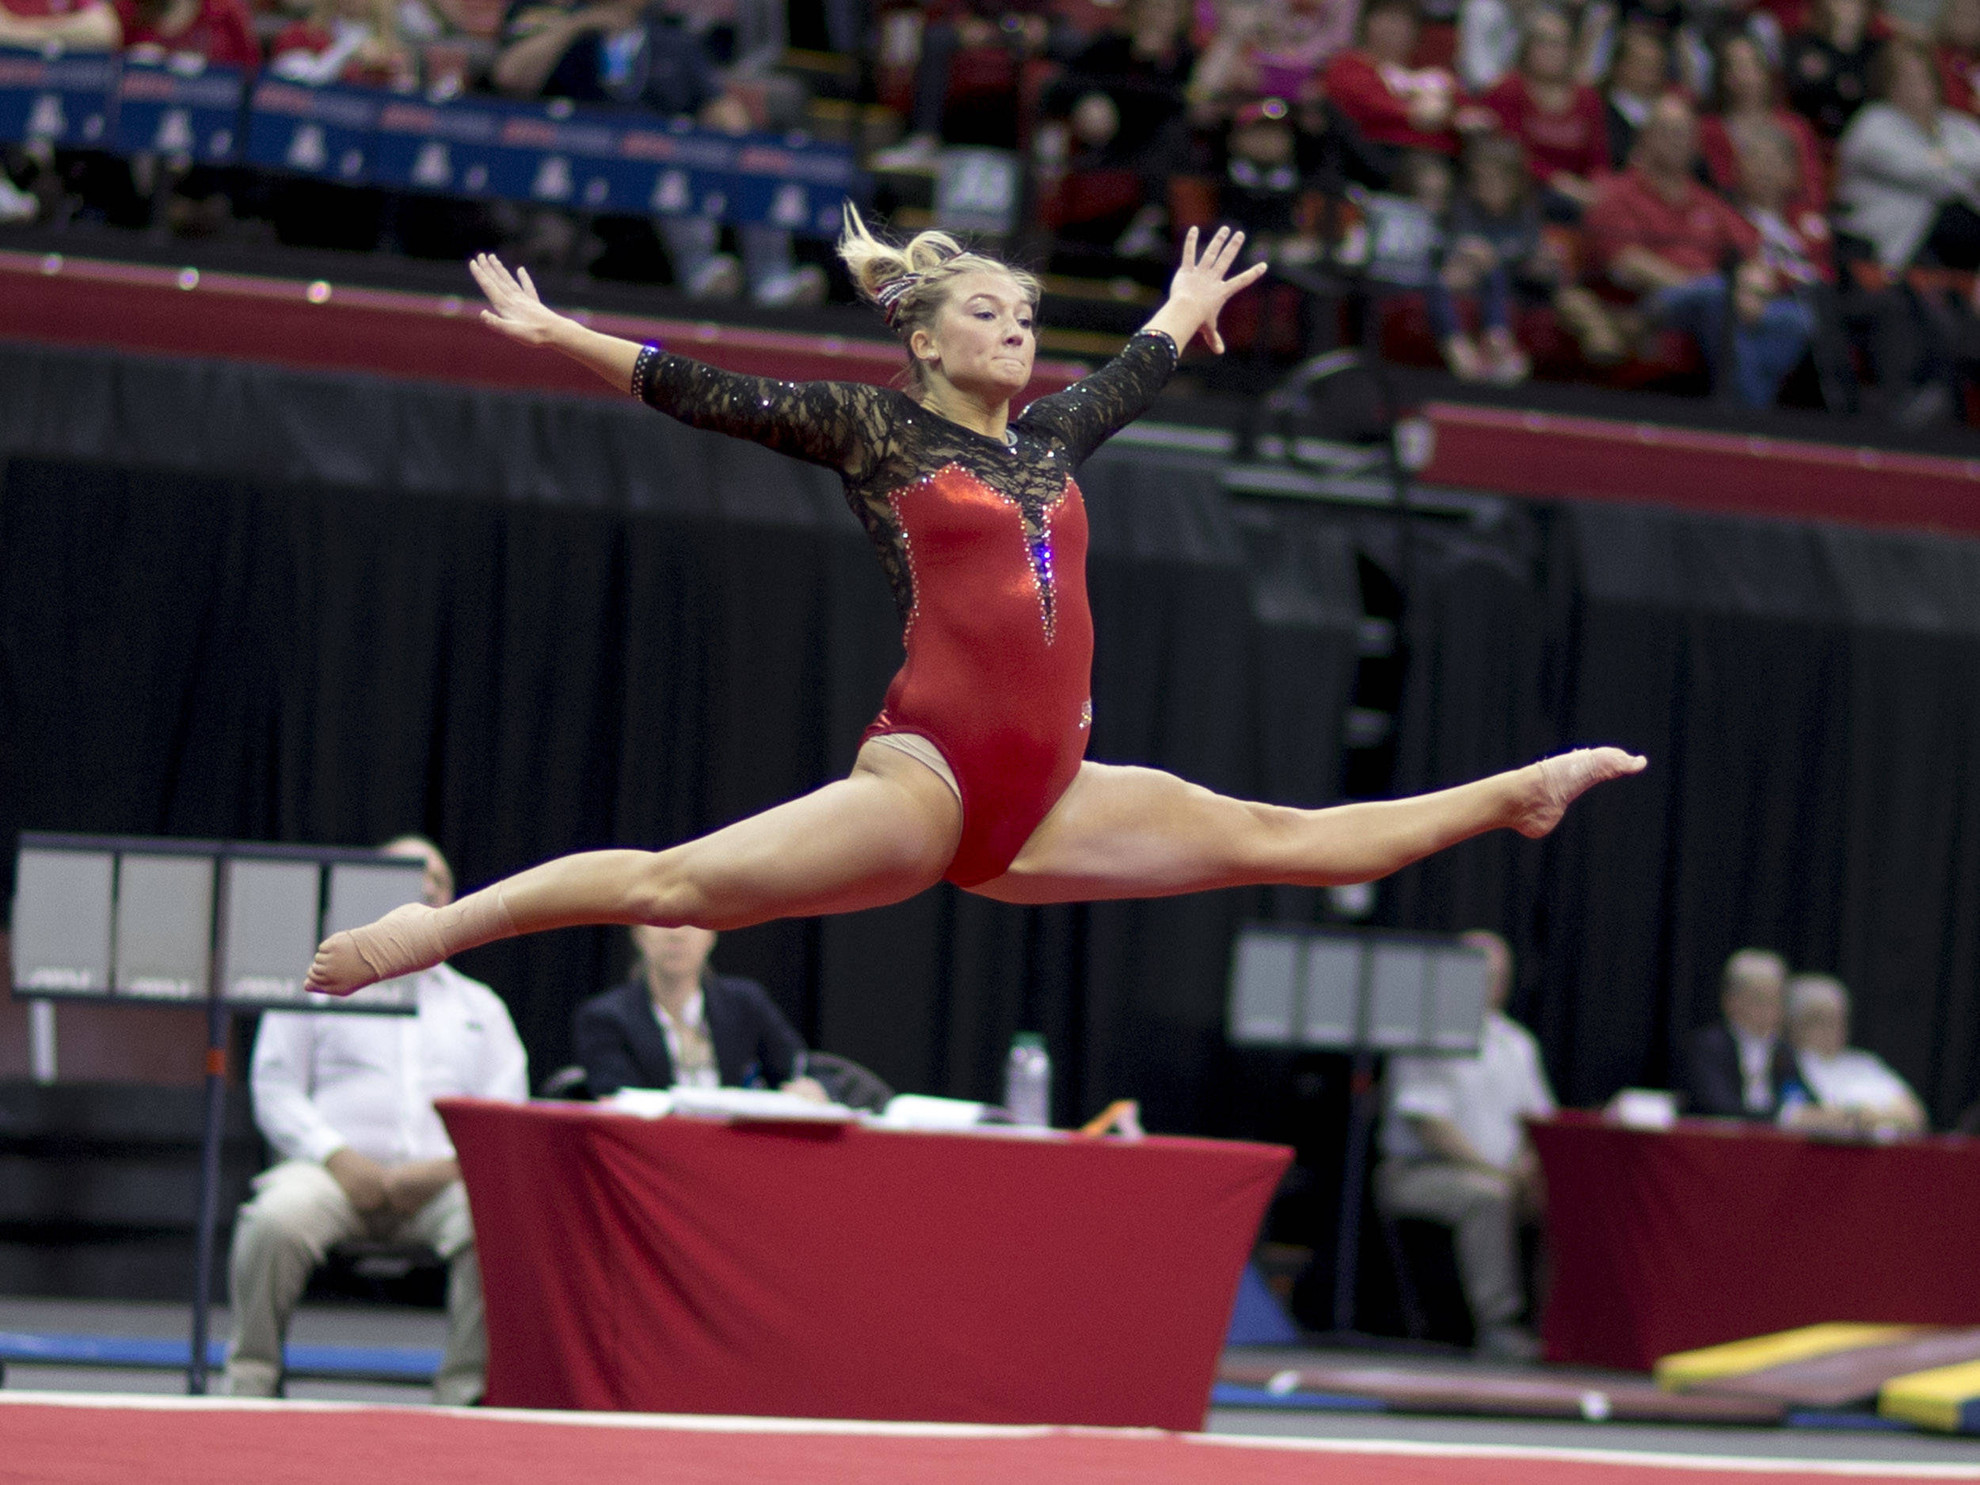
[437,1098,1290,1428]
[1530,1112,1980,1371]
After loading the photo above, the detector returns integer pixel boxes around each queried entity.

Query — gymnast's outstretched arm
[1021,225,1266,464]
[469,253,880,474]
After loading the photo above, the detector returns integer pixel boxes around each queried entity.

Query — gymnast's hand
[470,252,571,348]
[1144,225,1270,356]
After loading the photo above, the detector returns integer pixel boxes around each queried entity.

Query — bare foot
[1512,747,1647,839]
[304,902,445,996]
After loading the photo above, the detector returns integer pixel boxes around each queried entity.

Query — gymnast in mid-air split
[306,206,1644,997]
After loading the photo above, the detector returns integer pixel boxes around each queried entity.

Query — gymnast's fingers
[1213,229,1246,274]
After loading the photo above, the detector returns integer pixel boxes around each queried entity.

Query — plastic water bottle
[1004,1032,1051,1128]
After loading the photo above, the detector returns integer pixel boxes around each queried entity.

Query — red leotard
[631,331,1179,887]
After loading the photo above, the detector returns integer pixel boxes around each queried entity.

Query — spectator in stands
[109,0,262,234]
[1322,0,1465,163]
[0,0,119,48]
[0,0,119,218]
[1457,0,1600,93]
[1376,930,1555,1362]
[1349,145,1452,291]
[271,0,421,90]
[1479,6,1608,216]
[659,0,786,78]
[868,0,1059,165]
[1583,92,1814,405]
[574,923,824,1097]
[1734,123,1831,282]
[1784,0,1876,139]
[226,836,526,1405]
[116,0,259,68]
[1701,30,1829,212]
[1189,0,1359,108]
[1781,973,1927,1133]
[1601,18,1672,166]
[1431,132,1541,377]
[1678,947,1798,1118]
[1939,0,1980,116]
[493,0,824,302]
[1837,39,1980,272]
[1217,96,1306,240]
[1835,40,1980,423]
[1037,0,1196,265]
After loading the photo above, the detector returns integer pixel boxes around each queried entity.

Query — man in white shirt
[1782,973,1927,1135]
[225,837,528,1404]
[1376,930,1556,1360]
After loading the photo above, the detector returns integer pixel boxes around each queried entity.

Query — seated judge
[1376,930,1556,1361]
[575,924,820,1097]
[1680,947,1798,1119]
[1781,973,1927,1135]
[229,836,526,1405]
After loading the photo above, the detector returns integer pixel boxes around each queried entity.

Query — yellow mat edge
[1879,1359,1980,1434]
[1655,1323,1924,1391]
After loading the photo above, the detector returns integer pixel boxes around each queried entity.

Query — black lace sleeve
[632,345,893,480]
[1014,330,1179,467]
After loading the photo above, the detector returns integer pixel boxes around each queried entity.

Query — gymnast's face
[912,270,1037,404]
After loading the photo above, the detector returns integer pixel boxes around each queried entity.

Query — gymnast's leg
[305,743,962,995]
[968,748,1645,905]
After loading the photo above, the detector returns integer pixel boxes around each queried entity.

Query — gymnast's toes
[304,932,377,997]
[1515,746,1647,839]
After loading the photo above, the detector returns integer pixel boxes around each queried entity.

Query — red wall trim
[0,250,1091,401]
[1422,401,1980,538]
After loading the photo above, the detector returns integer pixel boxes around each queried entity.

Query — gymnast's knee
[622,851,709,928]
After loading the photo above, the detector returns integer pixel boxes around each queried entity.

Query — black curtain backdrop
[0,364,1362,1136]
[5,342,1980,1142]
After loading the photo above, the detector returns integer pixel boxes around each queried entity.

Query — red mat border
[2,1392,1975,1485]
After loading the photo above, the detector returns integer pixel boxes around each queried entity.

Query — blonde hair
[836,203,1040,392]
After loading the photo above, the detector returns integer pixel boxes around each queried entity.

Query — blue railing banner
[368,94,860,231]
[0,45,117,148]
[245,78,380,182]
[112,57,246,161]
[0,52,861,233]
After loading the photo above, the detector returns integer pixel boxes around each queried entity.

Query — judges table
[437,1098,1290,1428]
[1530,1112,1980,1372]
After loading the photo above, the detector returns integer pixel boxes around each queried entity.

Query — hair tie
[874,273,920,325]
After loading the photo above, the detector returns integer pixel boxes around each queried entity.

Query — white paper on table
[665,1085,858,1123]
[871,1093,991,1129]
[605,1087,676,1119]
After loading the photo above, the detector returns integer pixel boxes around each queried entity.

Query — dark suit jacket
[574,974,804,1098]
[1680,1022,1799,1119]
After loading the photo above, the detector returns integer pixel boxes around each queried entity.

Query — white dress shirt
[251,963,528,1166]
[1797,1047,1919,1117]
[651,988,720,1090]
[1734,1027,1778,1113]
[1382,1010,1557,1171]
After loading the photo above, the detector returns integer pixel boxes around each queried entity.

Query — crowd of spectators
[4,0,1980,416]
[1013,0,1980,417]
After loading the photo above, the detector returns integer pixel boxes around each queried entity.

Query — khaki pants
[224,1159,486,1405]
[1376,1157,1527,1331]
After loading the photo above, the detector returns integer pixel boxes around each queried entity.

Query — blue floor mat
[1784,1409,1918,1432]
[1209,1383,1387,1412]
[0,1331,440,1382]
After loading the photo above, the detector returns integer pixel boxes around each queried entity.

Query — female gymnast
[306,210,1643,996]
